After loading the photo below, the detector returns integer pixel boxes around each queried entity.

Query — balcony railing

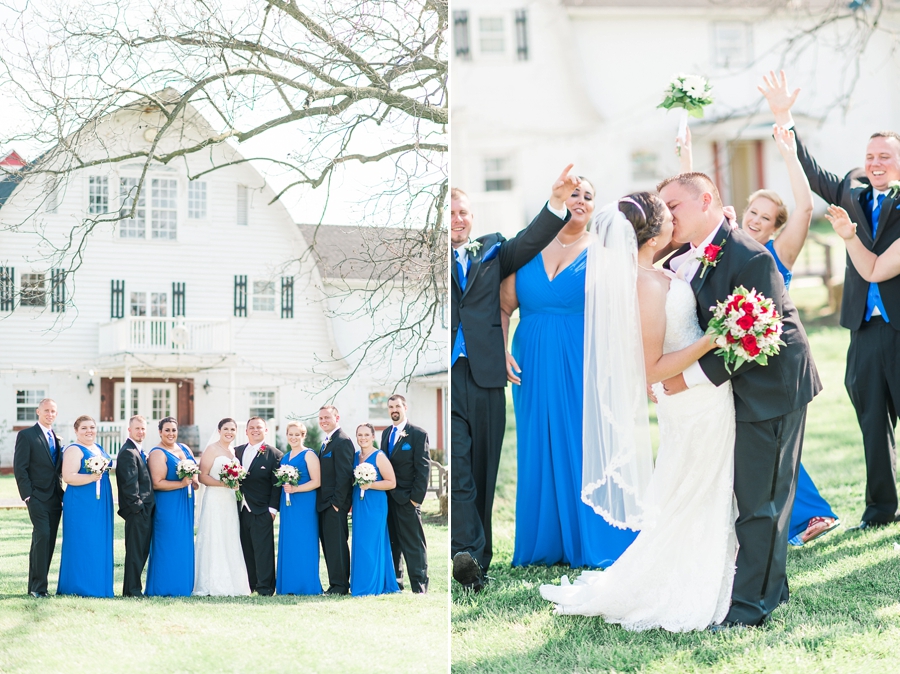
[99,317,232,355]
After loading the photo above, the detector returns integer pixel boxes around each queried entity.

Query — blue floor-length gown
[766,240,839,544]
[57,444,114,597]
[350,451,400,596]
[511,250,638,568]
[276,449,322,595]
[146,445,196,596]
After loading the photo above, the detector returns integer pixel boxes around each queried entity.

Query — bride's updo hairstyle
[618,191,667,247]
[217,418,236,430]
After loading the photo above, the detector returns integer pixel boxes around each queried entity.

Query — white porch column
[229,368,236,418]
[124,366,132,423]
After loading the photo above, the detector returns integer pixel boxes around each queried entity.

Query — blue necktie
[320,441,326,455]
[455,249,468,291]
[866,193,890,322]
[47,431,57,464]
[452,250,469,366]
[388,427,397,457]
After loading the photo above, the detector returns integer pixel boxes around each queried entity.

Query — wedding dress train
[193,454,251,596]
[540,277,738,632]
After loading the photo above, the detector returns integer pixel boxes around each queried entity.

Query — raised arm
[770,126,814,269]
[825,204,900,282]
[499,274,521,384]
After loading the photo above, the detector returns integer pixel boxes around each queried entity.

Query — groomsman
[382,395,430,593]
[317,405,355,595]
[451,167,576,592]
[763,70,900,528]
[13,398,64,598]
[115,415,155,597]
[235,417,283,596]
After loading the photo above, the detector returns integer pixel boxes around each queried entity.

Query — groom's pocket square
[323,452,332,458]
[401,443,412,451]
[482,242,501,262]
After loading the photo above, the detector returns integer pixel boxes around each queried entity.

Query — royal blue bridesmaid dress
[511,249,638,568]
[766,241,839,545]
[276,449,322,595]
[57,444,114,597]
[350,450,400,596]
[146,445,196,596]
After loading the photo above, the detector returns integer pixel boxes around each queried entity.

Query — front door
[114,382,178,426]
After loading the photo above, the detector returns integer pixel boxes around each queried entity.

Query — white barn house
[0,92,447,465]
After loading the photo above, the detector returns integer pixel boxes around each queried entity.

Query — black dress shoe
[29,591,50,598]
[452,552,483,587]
[707,620,747,633]
[324,587,349,596]
[851,520,891,531]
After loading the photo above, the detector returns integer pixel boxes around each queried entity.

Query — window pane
[119,177,146,238]
[130,292,147,317]
[479,16,504,54]
[188,181,207,219]
[249,391,275,420]
[20,273,46,307]
[118,388,139,421]
[150,292,167,317]
[152,388,171,419]
[16,389,46,422]
[368,391,389,419]
[252,280,275,312]
[151,178,178,240]
[89,176,109,214]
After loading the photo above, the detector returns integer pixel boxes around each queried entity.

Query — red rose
[727,296,743,312]
[726,333,737,344]
[736,314,755,331]
[765,327,775,337]
[704,244,722,261]
[741,334,761,357]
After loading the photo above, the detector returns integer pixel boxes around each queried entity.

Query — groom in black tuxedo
[13,398,63,598]
[235,417,283,596]
[316,405,355,595]
[451,167,576,591]
[762,70,900,528]
[383,394,430,593]
[115,415,155,597]
[659,172,821,627]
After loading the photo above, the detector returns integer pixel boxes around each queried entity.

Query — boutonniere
[257,444,267,455]
[463,239,482,255]
[697,239,726,279]
[888,181,900,199]
[397,430,408,441]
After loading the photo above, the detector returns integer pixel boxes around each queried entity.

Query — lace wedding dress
[193,454,251,596]
[540,277,738,632]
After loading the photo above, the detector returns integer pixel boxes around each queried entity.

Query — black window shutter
[234,275,247,317]
[111,280,125,319]
[0,267,13,311]
[172,282,186,317]
[281,277,294,319]
[51,268,66,313]
[515,10,528,61]
[453,11,470,60]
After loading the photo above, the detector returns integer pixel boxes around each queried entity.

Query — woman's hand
[773,124,797,159]
[505,351,522,385]
[549,164,581,212]
[758,70,799,126]
[181,476,193,487]
[824,204,856,240]
[92,472,102,483]
[723,205,738,230]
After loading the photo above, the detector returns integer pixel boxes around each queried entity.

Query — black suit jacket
[452,204,569,389]
[795,130,900,331]
[667,224,822,422]
[382,422,429,505]
[316,427,355,513]
[234,443,283,513]
[13,423,63,503]
[115,438,155,518]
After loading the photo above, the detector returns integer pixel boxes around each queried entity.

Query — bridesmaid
[350,423,400,597]
[146,417,198,597]
[276,422,322,595]
[57,415,114,597]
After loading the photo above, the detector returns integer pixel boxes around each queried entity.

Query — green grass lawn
[0,485,448,674]
[451,284,900,673]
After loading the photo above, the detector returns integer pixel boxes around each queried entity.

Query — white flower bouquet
[176,459,200,498]
[83,455,110,499]
[274,465,300,506]
[353,463,378,499]
[219,458,248,501]
[658,73,714,148]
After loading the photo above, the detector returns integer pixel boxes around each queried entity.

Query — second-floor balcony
[99,317,232,355]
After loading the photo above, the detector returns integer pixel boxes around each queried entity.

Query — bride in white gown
[193,418,251,596]
[540,194,738,632]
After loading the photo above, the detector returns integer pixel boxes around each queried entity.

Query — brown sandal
[800,516,840,545]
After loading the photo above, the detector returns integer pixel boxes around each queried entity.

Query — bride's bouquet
[219,458,248,502]
[83,455,110,500]
[353,463,378,499]
[176,460,201,498]
[706,286,785,374]
[658,73,714,150]
[274,465,300,506]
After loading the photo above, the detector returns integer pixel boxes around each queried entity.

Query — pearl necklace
[555,231,588,248]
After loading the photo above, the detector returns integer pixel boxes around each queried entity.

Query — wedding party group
[13,395,431,600]
[451,69,900,632]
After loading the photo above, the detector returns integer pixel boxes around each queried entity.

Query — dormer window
[88,176,109,214]
[118,176,178,239]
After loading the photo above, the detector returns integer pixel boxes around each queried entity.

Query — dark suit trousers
[239,509,276,595]
[845,317,900,523]
[122,506,154,596]
[726,405,806,626]
[319,506,350,592]
[26,495,62,594]
[388,499,428,592]
[451,357,506,572]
